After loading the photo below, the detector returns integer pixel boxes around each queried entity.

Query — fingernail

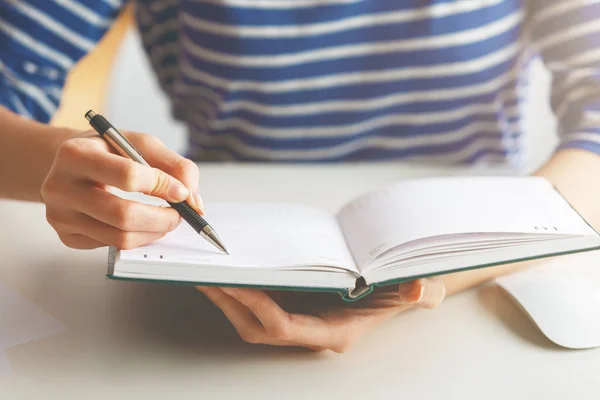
[417,280,425,302]
[397,280,424,304]
[169,181,189,202]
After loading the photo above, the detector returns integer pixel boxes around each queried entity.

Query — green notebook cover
[107,244,600,302]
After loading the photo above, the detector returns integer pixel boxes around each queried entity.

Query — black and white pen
[85,110,229,255]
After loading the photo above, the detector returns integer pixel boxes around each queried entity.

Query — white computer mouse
[495,253,600,349]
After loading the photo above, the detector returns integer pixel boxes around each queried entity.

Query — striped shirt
[2,0,600,165]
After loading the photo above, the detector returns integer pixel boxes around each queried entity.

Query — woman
[1,0,599,352]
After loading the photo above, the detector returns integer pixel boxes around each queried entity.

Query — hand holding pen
[41,111,227,253]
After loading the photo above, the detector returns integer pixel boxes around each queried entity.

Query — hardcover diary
[107,177,600,301]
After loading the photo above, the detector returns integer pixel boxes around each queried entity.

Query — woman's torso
[135,0,532,164]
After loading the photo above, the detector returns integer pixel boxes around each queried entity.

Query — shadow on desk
[105,280,326,359]
[108,279,569,359]
[477,285,564,351]
[33,248,567,362]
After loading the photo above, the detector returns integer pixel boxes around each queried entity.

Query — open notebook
[108,177,600,301]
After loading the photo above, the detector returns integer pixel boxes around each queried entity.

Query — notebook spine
[341,276,374,302]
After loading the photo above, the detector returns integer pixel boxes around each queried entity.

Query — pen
[85,110,229,255]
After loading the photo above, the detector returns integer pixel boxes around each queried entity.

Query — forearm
[0,107,76,202]
[442,149,600,296]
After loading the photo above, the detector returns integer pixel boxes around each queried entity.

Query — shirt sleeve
[0,0,125,123]
[528,0,600,154]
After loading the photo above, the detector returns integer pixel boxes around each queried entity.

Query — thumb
[144,166,190,203]
[397,278,446,309]
[124,133,204,214]
[169,159,204,215]
[156,158,204,215]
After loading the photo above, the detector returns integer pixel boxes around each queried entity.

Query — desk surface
[1,164,599,399]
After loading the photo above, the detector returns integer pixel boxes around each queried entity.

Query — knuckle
[269,313,295,340]
[40,177,58,202]
[114,231,136,250]
[139,133,163,148]
[45,209,60,227]
[153,169,171,194]
[331,331,356,353]
[245,297,266,313]
[40,183,50,202]
[57,233,78,249]
[57,233,71,247]
[175,157,197,177]
[332,339,354,354]
[270,320,292,341]
[121,164,143,192]
[171,158,199,188]
[114,204,138,229]
[45,214,60,231]
[239,329,262,344]
[332,345,351,354]
[57,138,90,160]
[45,210,73,233]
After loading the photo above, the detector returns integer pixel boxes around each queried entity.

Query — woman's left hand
[196,278,446,353]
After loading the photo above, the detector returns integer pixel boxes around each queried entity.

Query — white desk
[1,164,599,399]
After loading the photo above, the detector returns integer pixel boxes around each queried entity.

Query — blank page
[337,177,597,270]
[120,203,357,272]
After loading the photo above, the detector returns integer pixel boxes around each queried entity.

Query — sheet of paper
[121,203,358,272]
[0,282,67,375]
[337,177,598,270]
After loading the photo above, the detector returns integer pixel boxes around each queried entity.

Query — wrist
[0,108,79,201]
[33,126,79,198]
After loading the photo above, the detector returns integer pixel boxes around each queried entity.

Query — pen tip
[202,230,229,255]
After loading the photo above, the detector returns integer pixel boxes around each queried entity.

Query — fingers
[197,286,291,346]
[129,134,204,214]
[130,134,198,189]
[198,286,413,353]
[42,133,197,251]
[56,233,105,250]
[57,139,189,203]
[417,277,447,309]
[76,185,181,233]
[397,278,446,309]
[45,180,180,235]
[220,287,353,352]
[50,211,168,249]
[197,281,446,353]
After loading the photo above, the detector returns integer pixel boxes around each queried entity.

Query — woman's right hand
[41,131,204,250]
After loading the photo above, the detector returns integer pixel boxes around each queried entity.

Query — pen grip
[168,201,209,233]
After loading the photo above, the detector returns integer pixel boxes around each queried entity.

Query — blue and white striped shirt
[2,0,600,164]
